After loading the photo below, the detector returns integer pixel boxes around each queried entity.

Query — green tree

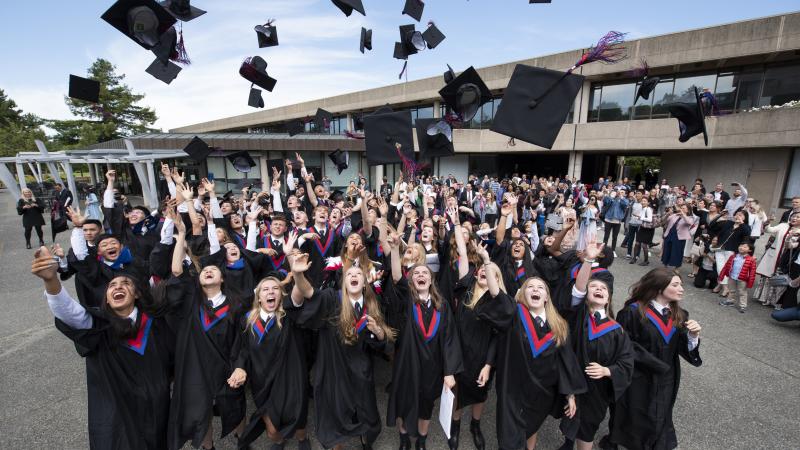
[0,89,47,157]
[50,58,158,148]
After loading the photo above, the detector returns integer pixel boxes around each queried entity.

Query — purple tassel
[344,130,365,140]
[628,57,650,78]
[427,20,435,27]
[571,30,627,72]
[174,26,191,65]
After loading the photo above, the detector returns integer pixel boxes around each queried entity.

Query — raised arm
[171,211,188,277]
[361,189,373,237]
[289,251,314,304]
[389,225,403,283]
[449,207,469,279]
[103,170,116,208]
[495,199,514,244]
[32,246,92,330]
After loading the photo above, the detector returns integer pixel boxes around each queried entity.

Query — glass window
[761,64,800,107]
[324,150,359,189]
[207,157,226,189]
[565,99,575,124]
[714,72,738,114]
[734,71,763,111]
[783,149,800,205]
[597,83,634,122]
[651,78,675,119]
[588,86,602,122]
[631,81,654,120]
[416,106,434,121]
[673,74,716,103]
[481,99,494,127]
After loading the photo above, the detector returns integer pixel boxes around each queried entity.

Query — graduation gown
[479,295,587,450]
[236,303,309,447]
[287,288,388,448]
[103,203,159,262]
[610,303,702,450]
[491,239,538,298]
[55,307,176,450]
[560,305,634,441]
[166,275,246,450]
[70,248,150,306]
[200,248,274,307]
[452,273,508,408]
[386,278,464,432]
[300,225,343,287]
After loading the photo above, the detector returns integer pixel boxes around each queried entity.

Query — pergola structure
[0,139,188,209]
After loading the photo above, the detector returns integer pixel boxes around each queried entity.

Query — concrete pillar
[0,164,22,201]
[433,100,441,118]
[375,165,384,187]
[568,151,584,180]
[124,139,156,209]
[15,163,27,190]
[88,163,98,186]
[34,140,64,185]
[346,113,354,131]
[577,80,591,124]
[27,162,42,184]
[259,155,270,189]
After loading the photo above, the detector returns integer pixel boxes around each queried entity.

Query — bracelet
[584,258,596,263]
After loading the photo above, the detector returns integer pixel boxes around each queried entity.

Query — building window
[597,82,635,122]
[761,64,800,107]
[673,73,716,103]
[783,148,800,207]
[588,86,602,122]
[651,78,675,119]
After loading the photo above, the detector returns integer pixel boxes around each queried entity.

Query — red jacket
[718,253,757,288]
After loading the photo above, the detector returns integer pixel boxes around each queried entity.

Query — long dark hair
[101,275,158,341]
[625,267,687,329]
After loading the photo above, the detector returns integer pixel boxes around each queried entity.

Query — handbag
[768,274,791,287]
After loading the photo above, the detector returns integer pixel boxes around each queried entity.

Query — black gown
[200,249,274,308]
[478,294,588,450]
[236,301,309,447]
[452,273,508,408]
[55,306,176,450]
[610,303,702,450]
[287,288,388,448]
[491,239,538,298]
[300,224,343,287]
[386,278,464,434]
[561,305,634,442]
[166,275,246,450]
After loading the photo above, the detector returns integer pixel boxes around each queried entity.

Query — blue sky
[1,0,798,131]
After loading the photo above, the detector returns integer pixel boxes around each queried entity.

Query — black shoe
[297,440,311,450]
[598,434,618,450]
[469,419,485,450]
[26,243,31,249]
[557,438,575,450]
[415,434,427,450]
[628,257,637,264]
[448,419,460,449]
[399,433,411,450]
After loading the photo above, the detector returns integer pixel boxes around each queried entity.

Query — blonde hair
[466,262,506,309]
[246,277,287,335]
[513,277,568,347]
[338,266,395,345]
[21,188,36,201]
[341,233,376,274]
[403,243,426,266]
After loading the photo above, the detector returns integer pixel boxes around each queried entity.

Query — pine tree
[0,89,47,157]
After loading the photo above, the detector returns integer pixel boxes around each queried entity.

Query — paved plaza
[0,189,798,450]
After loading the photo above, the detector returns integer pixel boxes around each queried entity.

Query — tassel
[571,30,627,72]
[443,113,462,126]
[344,130,365,140]
[628,57,650,78]
[507,137,516,147]
[174,24,191,65]
[398,61,408,80]
[394,143,429,180]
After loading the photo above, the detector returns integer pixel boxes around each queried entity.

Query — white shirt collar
[650,300,670,314]
[259,308,274,322]
[127,306,139,324]
[529,309,546,323]
[418,296,432,308]
[589,308,607,319]
[209,292,226,309]
[350,295,364,309]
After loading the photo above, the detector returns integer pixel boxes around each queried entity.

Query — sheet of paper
[438,385,455,439]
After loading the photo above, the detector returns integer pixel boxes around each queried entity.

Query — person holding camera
[17,188,46,249]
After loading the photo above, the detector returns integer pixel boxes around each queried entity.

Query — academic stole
[308,225,334,256]
[124,313,153,355]
[587,314,621,341]
[252,314,276,343]
[263,235,286,269]
[413,303,440,343]
[645,308,676,344]
[354,306,368,334]
[517,304,554,358]
[200,304,230,332]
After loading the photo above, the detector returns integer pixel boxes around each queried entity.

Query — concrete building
[102,12,800,211]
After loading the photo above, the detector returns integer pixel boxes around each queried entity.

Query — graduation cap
[422,22,445,49]
[255,22,279,48]
[331,0,365,16]
[182,136,212,161]
[402,0,424,22]
[415,118,454,159]
[529,0,553,3]
[248,88,265,108]
[438,66,492,122]
[353,114,365,130]
[328,149,349,174]
[315,108,333,132]
[394,24,426,60]
[227,151,257,173]
[490,64,584,149]
[363,109,414,166]
[150,25,177,63]
[68,75,100,103]
[145,58,182,84]
[287,119,305,137]
[635,76,660,104]
[667,87,708,146]
[443,64,456,84]
[160,0,205,21]
[360,27,372,53]
[239,56,277,92]
[101,0,177,50]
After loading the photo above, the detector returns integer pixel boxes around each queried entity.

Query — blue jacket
[602,196,629,221]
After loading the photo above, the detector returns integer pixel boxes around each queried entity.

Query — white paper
[438,385,455,439]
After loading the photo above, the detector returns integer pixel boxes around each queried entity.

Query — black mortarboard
[443,64,456,84]
[415,118,454,159]
[635,76,660,104]
[68,75,100,103]
[667,87,708,146]
[331,0,365,16]
[353,114,365,130]
[402,0,424,21]
[255,23,279,48]
[239,56,277,92]
[422,22,445,49]
[394,24,425,60]
[438,66,492,122]
[360,27,372,53]
[315,108,333,132]
[145,58,182,84]
[182,136,212,161]
[101,0,177,50]
[227,151,257,173]
[287,119,305,137]
[150,25,177,63]
[529,0,553,3]
[248,88,264,108]
[363,109,414,166]
[490,64,584,149]
[328,149,349,174]
[160,0,205,21]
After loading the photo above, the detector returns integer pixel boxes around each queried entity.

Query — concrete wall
[437,154,469,182]
[660,147,793,212]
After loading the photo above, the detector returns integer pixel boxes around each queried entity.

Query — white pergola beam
[35,140,64,186]
[0,164,22,201]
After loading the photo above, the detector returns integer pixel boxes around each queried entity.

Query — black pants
[24,225,43,245]
[694,267,718,289]
[603,222,621,250]
[624,225,639,255]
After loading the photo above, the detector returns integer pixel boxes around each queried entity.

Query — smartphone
[207,172,215,182]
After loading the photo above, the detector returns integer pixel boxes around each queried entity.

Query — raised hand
[295,152,304,166]
[51,243,65,259]
[377,196,389,216]
[170,168,185,185]
[66,206,85,227]
[288,250,311,273]
[475,242,490,263]
[31,246,58,282]
[446,206,459,224]
[583,238,603,261]
[106,170,116,184]
[246,206,263,225]
[285,230,299,251]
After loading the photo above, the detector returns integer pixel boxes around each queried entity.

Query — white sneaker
[613,251,617,258]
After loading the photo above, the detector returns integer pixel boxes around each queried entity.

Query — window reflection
[761,65,800,107]
[673,74,716,103]
[632,80,654,120]
[735,71,763,111]
[588,86,602,122]
[651,79,675,119]
[598,83,634,121]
